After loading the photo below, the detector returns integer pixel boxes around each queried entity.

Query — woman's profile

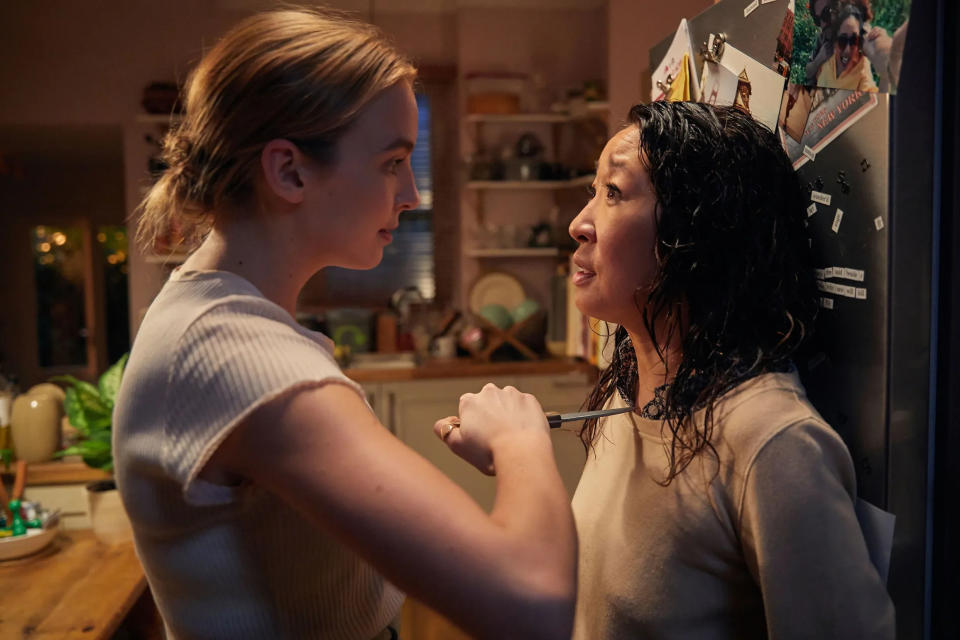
[114,8,576,640]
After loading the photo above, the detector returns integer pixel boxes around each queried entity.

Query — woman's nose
[397,166,420,212]
[568,208,596,244]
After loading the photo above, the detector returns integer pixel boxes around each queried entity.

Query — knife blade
[442,405,636,434]
[545,406,635,428]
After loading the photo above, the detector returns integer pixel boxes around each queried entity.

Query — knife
[545,406,635,429]
[441,406,636,437]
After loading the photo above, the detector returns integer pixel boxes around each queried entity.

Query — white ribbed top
[113,268,403,640]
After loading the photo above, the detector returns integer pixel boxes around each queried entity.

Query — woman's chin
[337,251,383,271]
[573,294,615,325]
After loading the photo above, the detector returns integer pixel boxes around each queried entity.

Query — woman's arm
[208,382,576,640]
[738,420,894,640]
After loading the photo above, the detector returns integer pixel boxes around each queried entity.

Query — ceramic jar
[10,387,64,463]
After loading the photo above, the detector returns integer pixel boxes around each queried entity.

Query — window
[31,223,129,371]
[33,226,88,367]
[97,225,130,364]
[311,93,435,306]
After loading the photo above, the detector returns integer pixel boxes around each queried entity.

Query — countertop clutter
[0,529,157,640]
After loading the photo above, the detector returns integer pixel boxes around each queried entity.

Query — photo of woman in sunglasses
[794,0,910,93]
[814,3,880,91]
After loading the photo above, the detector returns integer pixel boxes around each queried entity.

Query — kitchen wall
[0,0,716,383]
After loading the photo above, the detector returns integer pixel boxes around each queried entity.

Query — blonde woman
[113,9,575,640]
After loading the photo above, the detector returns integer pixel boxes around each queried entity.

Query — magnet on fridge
[700,33,726,64]
[861,158,871,172]
[831,208,844,233]
[814,176,824,190]
[836,171,851,195]
[811,190,832,206]
[874,216,885,231]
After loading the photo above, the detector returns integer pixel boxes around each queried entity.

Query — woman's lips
[572,269,595,285]
[378,229,393,242]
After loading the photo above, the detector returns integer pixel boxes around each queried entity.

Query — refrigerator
[650,0,958,637]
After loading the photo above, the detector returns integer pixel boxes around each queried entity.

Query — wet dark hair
[581,102,819,484]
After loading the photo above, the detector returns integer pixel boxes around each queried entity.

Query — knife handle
[545,412,562,429]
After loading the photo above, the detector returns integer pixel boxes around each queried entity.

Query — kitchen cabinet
[364,371,594,510]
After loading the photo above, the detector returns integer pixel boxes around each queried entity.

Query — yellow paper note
[666,53,691,101]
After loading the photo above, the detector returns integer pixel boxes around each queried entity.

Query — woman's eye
[388,157,405,173]
[604,184,621,202]
[586,185,597,199]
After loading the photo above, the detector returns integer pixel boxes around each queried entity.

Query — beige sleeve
[737,421,895,640]
[163,299,366,507]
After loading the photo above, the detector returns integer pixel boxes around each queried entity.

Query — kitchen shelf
[465,104,608,124]
[465,247,561,258]
[466,174,594,190]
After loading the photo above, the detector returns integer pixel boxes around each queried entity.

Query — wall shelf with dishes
[458,79,608,361]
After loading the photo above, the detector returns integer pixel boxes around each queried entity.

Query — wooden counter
[0,529,153,639]
[1,459,110,486]
[344,356,596,383]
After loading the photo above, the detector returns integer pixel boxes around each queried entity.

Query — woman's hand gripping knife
[433,383,551,477]
[210,381,577,640]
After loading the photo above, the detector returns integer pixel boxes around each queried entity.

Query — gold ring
[441,421,459,441]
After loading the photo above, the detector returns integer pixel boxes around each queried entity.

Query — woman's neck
[625,326,683,403]
[181,217,315,316]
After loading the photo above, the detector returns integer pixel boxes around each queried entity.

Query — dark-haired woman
[567,102,893,638]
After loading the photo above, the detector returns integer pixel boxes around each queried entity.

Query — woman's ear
[260,139,306,204]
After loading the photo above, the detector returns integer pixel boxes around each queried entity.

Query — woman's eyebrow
[381,137,415,152]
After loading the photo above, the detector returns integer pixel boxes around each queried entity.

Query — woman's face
[568,126,658,329]
[835,16,862,72]
[301,80,420,270]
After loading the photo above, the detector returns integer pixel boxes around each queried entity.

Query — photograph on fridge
[779,86,879,168]
[699,34,787,132]
[790,0,910,93]
[651,18,700,102]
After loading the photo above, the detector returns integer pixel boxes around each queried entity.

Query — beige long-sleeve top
[571,371,895,639]
[113,268,403,640]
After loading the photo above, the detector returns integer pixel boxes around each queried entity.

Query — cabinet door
[512,372,596,499]
[385,376,514,512]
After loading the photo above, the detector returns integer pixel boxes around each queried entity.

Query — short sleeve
[162,298,366,507]
[737,421,895,640]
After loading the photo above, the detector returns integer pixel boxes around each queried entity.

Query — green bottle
[9,498,25,536]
